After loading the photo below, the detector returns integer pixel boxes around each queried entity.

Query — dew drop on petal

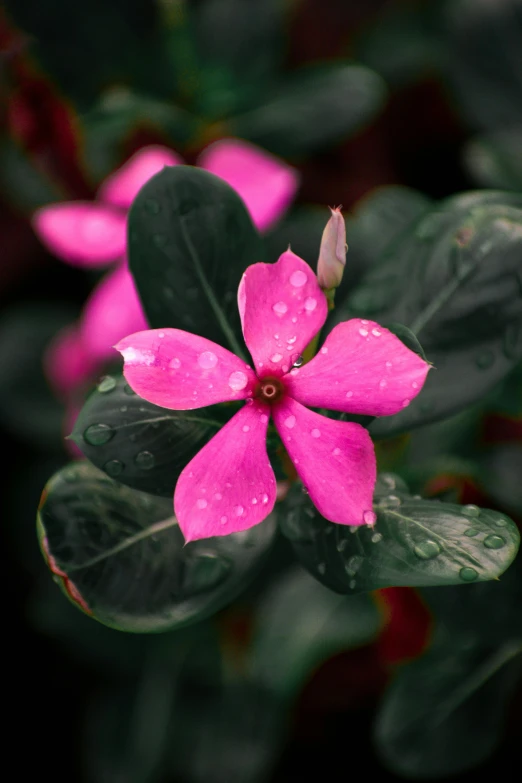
[386,361,392,369]
[198,351,218,369]
[346,391,353,398]
[412,381,418,389]
[234,505,244,516]
[320,347,328,355]
[196,499,208,509]
[359,328,369,337]
[273,301,288,316]
[287,335,297,344]
[271,353,283,363]
[252,498,258,504]
[220,516,228,525]
[158,332,165,338]
[304,297,317,312]
[214,493,222,500]
[291,316,297,323]
[332,447,341,456]
[379,379,387,389]
[372,328,381,337]
[228,371,248,391]
[363,510,377,525]
[262,494,269,504]
[284,415,296,429]
[242,425,250,433]
[260,414,268,424]
[402,399,410,407]
[290,270,307,287]
[361,320,369,325]
[311,428,321,438]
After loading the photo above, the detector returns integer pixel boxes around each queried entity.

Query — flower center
[255,377,285,404]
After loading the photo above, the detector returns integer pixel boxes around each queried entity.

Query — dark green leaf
[280,473,519,594]
[464,128,522,192]
[71,373,234,497]
[337,192,522,436]
[38,461,277,632]
[0,304,74,449]
[229,62,386,157]
[479,443,522,516]
[250,567,381,701]
[128,165,262,357]
[375,633,522,778]
[0,140,64,209]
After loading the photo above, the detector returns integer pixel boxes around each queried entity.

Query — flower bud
[317,206,347,290]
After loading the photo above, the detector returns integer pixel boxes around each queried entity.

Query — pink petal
[44,323,101,399]
[81,264,148,364]
[198,138,299,231]
[116,329,257,410]
[238,250,327,376]
[32,203,127,267]
[273,397,376,526]
[286,319,430,416]
[98,145,184,210]
[174,402,276,541]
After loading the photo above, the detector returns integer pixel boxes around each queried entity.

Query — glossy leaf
[280,473,520,594]
[128,165,262,357]
[229,62,386,157]
[375,632,522,778]
[464,128,522,192]
[38,462,277,632]
[250,567,381,701]
[337,192,522,436]
[71,373,235,497]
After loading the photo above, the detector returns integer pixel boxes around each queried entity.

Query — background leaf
[280,473,520,593]
[72,372,235,497]
[128,165,262,357]
[38,461,277,632]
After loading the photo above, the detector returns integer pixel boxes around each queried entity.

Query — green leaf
[337,192,522,436]
[71,373,234,497]
[229,62,387,157]
[38,461,277,632]
[128,165,262,357]
[280,473,520,594]
[250,567,381,702]
[374,632,522,778]
[479,443,522,517]
[464,128,522,192]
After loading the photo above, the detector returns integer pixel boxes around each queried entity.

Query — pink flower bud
[317,206,347,289]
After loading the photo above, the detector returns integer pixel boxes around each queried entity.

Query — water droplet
[196,499,208,509]
[271,353,283,363]
[413,540,440,560]
[463,504,480,517]
[476,351,495,369]
[234,505,244,516]
[104,459,124,477]
[363,510,377,525]
[97,375,116,393]
[402,399,410,407]
[262,494,269,504]
[361,320,369,325]
[320,346,328,355]
[158,332,165,338]
[345,555,363,576]
[169,357,181,369]
[304,297,317,312]
[464,528,479,537]
[332,447,341,456]
[495,517,508,527]
[382,475,396,489]
[484,534,506,549]
[198,351,218,369]
[84,423,114,446]
[214,493,222,500]
[336,539,347,552]
[273,301,288,316]
[311,428,321,438]
[346,391,353,398]
[372,328,381,337]
[251,497,258,504]
[287,335,297,344]
[228,370,248,391]
[459,567,478,582]
[291,316,298,323]
[412,381,419,389]
[144,198,160,214]
[349,579,356,589]
[384,495,401,508]
[124,384,135,395]
[317,562,326,575]
[260,414,268,424]
[220,516,228,525]
[284,415,296,429]
[134,450,155,470]
[242,425,250,433]
[359,328,369,337]
[371,532,383,543]
[379,379,387,389]
[385,361,392,369]
[290,270,307,287]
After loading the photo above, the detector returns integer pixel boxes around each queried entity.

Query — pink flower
[116,251,430,542]
[33,141,299,397]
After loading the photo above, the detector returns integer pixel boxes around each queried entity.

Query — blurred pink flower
[34,140,300,400]
[117,250,430,542]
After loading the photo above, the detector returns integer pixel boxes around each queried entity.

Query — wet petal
[98,145,183,210]
[44,323,100,399]
[273,397,376,526]
[238,250,327,376]
[81,264,148,364]
[286,319,430,416]
[174,402,276,541]
[116,329,257,410]
[32,202,126,267]
[198,138,299,231]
